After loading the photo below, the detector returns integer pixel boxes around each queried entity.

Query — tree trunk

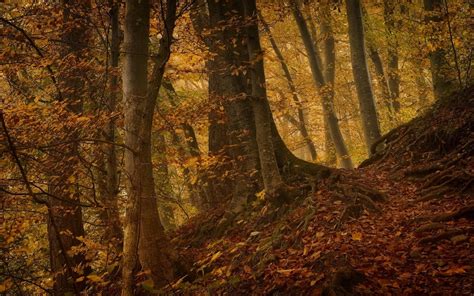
[383,0,401,112]
[191,0,235,203]
[367,45,397,125]
[162,80,204,210]
[154,132,176,230]
[121,0,176,293]
[258,13,317,162]
[207,0,261,211]
[319,0,340,167]
[423,0,456,99]
[244,0,287,203]
[345,0,381,155]
[97,0,122,252]
[291,0,353,168]
[47,1,90,294]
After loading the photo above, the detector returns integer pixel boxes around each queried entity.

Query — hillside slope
[169,88,474,295]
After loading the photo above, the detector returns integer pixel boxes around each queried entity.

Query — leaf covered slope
[171,87,474,295]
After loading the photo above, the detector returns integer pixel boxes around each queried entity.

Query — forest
[0,0,472,295]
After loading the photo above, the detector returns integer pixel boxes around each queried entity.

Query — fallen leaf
[86,275,102,282]
[442,266,466,276]
[210,251,222,263]
[277,269,295,275]
[352,232,363,241]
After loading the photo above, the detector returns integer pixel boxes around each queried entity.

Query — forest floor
[167,88,474,295]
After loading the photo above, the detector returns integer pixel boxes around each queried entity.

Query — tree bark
[207,0,261,211]
[291,0,353,168]
[319,0,340,167]
[154,132,176,231]
[383,0,401,112]
[97,0,122,252]
[345,0,381,155]
[367,45,397,125]
[191,0,235,203]
[423,0,456,99]
[244,0,287,203]
[121,0,177,294]
[258,13,318,162]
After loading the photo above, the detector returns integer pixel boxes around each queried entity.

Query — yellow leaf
[310,250,321,261]
[277,269,295,275]
[86,275,102,282]
[210,251,222,264]
[352,232,363,241]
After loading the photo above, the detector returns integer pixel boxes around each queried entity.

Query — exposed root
[415,187,451,203]
[322,266,366,296]
[431,204,474,222]
[418,228,472,244]
[328,173,386,227]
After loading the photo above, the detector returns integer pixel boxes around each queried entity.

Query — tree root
[418,228,473,244]
[322,266,365,296]
[404,164,443,177]
[330,177,385,227]
[431,204,474,222]
[415,187,451,202]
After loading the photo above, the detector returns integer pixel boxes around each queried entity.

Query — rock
[450,234,468,245]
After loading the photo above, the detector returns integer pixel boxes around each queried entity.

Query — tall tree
[383,0,401,112]
[205,0,333,209]
[207,0,261,211]
[291,0,354,168]
[367,43,397,124]
[121,0,177,293]
[96,0,122,252]
[244,0,288,203]
[46,1,91,294]
[345,0,381,154]
[423,0,458,99]
[258,13,318,162]
[319,0,341,166]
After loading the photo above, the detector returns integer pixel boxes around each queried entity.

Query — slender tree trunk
[121,1,151,293]
[162,80,204,210]
[121,0,177,293]
[345,0,381,155]
[305,4,338,166]
[97,0,122,252]
[383,0,401,112]
[259,13,317,161]
[423,0,456,99]
[367,45,397,125]
[414,61,430,108]
[319,0,339,167]
[291,0,353,168]
[154,132,176,230]
[244,0,287,203]
[47,1,91,294]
